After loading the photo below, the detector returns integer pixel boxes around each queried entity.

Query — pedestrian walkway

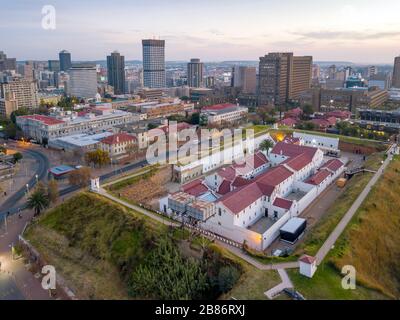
[315,145,396,265]
[264,269,293,299]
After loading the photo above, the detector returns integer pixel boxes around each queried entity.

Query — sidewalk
[264,269,293,299]
[0,210,51,300]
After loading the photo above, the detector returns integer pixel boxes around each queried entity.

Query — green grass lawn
[288,263,388,300]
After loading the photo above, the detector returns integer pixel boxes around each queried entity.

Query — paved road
[0,148,50,218]
[315,144,397,265]
[0,152,148,218]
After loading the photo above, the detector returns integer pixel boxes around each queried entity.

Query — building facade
[187,58,204,88]
[232,66,257,94]
[59,50,72,72]
[0,92,18,118]
[142,39,166,88]
[258,52,312,106]
[0,51,16,71]
[16,109,134,143]
[201,103,248,125]
[0,77,39,110]
[68,64,97,99]
[107,51,125,95]
[392,56,400,89]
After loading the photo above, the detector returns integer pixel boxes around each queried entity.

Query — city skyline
[1,0,400,63]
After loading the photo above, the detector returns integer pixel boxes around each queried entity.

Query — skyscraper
[59,50,72,72]
[107,51,125,95]
[0,51,16,71]
[392,56,400,88]
[142,39,166,88]
[68,64,97,98]
[258,52,312,106]
[187,58,204,88]
[48,60,60,72]
[0,77,39,110]
[232,66,257,94]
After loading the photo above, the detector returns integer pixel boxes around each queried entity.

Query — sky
[1,0,400,63]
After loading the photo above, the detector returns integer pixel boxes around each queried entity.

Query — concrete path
[97,188,179,227]
[315,145,396,265]
[264,269,293,299]
[0,210,51,300]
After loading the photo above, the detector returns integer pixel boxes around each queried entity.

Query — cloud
[292,30,400,41]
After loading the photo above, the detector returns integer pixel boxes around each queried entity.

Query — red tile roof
[305,169,331,185]
[279,118,298,126]
[273,197,293,210]
[232,176,251,188]
[283,153,312,171]
[310,118,330,128]
[326,116,337,126]
[217,167,236,182]
[272,142,317,159]
[299,255,316,264]
[326,110,352,120]
[100,133,136,145]
[217,180,231,195]
[257,165,293,187]
[202,103,236,111]
[285,107,303,118]
[323,159,344,172]
[19,115,65,125]
[219,182,265,214]
[182,179,209,197]
[219,165,293,214]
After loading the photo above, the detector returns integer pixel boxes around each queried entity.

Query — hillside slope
[331,156,400,298]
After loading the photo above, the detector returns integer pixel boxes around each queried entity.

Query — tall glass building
[187,58,204,88]
[107,51,125,94]
[59,50,72,72]
[142,39,166,88]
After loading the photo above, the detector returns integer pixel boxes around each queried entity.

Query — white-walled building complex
[161,134,346,251]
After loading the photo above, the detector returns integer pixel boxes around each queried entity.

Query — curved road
[0,149,148,218]
[0,148,50,218]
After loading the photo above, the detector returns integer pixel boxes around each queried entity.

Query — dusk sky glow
[2,0,400,63]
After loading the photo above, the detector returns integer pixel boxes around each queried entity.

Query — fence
[18,228,77,300]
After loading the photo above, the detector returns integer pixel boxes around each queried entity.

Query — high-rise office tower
[48,60,60,72]
[142,39,166,88]
[23,61,35,81]
[0,77,39,110]
[59,50,72,72]
[107,51,125,94]
[232,66,257,94]
[68,64,97,98]
[258,52,312,106]
[392,56,400,88]
[0,51,16,71]
[187,58,204,88]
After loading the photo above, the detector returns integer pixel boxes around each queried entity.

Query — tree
[68,167,92,187]
[259,139,274,155]
[84,149,111,167]
[189,112,200,125]
[10,108,30,124]
[27,189,50,216]
[5,122,17,139]
[302,104,314,115]
[13,152,23,163]
[47,179,59,203]
[218,266,241,293]
[147,123,158,130]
